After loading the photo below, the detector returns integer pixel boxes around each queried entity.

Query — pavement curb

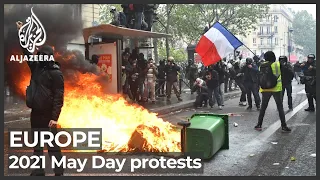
[151,91,242,115]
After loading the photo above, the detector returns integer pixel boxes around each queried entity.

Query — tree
[158,47,187,62]
[292,10,316,55]
[170,4,270,44]
[99,4,122,24]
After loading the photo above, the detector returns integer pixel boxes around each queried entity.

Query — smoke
[4,4,101,96]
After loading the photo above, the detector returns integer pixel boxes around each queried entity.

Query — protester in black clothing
[156,59,166,96]
[121,4,131,27]
[253,55,261,68]
[122,52,133,96]
[133,4,144,30]
[143,4,157,31]
[186,59,198,93]
[130,47,138,61]
[17,21,64,176]
[301,54,316,111]
[255,51,291,132]
[137,53,148,101]
[128,60,140,102]
[293,61,302,84]
[191,78,209,108]
[240,58,261,110]
[165,57,182,101]
[214,61,226,106]
[279,56,294,110]
[230,61,247,106]
[204,68,222,109]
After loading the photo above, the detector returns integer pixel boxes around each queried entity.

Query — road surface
[3,82,316,176]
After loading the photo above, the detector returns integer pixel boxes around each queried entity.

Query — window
[266,15,270,22]
[260,38,264,45]
[253,50,257,54]
[274,26,278,33]
[267,26,271,34]
[260,26,264,34]
[275,38,278,45]
[267,38,271,45]
[253,38,256,44]
[274,15,278,22]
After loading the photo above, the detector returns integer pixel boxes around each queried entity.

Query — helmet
[168,56,174,61]
[246,58,253,65]
[279,56,288,63]
[110,6,116,11]
[307,54,315,59]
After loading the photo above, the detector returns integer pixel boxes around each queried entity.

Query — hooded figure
[255,51,291,132]
[301,54,316,111]
[21,44,64,175]
[17,18,64,176]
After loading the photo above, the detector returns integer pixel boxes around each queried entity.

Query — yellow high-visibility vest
[260,61,283,92]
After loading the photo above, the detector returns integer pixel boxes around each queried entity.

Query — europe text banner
[8,128,103,151]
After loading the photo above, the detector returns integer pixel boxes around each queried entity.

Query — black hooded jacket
[21,46,64,121]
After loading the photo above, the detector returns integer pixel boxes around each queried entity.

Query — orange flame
[8,48,181,153]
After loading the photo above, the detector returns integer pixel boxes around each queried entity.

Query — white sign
[18,7,47,54]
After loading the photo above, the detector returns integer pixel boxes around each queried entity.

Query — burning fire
[6,47,181,153]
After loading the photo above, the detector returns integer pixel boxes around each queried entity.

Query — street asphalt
[3,81,316,176]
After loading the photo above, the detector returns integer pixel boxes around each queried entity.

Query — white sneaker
[219,106,223,110]
[242,102,247,106]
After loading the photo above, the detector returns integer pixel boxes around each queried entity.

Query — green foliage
[292,10,316,55]
[98,4,269,58]
[158,45,187,62]
[155,4,269,45]
[99,4,122,24]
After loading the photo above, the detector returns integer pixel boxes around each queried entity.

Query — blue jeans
[134,12,143,30]
[208,87,222,106]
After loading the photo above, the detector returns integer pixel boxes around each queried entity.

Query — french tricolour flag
[196,22,243,66]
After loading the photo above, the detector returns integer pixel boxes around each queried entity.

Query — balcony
[260,21,272,25]
[258,44,272,49]
[257,32,275,37]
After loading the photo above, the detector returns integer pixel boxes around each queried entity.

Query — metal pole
[288,28,290,62]
[280,39,282,55]
[270,15,273,51]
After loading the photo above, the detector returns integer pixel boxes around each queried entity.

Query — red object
[289,55,298,63]
[129,4,134,11]
[98,54,112,81]
[195,36,221,66]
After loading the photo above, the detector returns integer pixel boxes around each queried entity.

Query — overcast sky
[287,4,316,19]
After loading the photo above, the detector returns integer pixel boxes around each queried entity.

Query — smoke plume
[4,4,101,97]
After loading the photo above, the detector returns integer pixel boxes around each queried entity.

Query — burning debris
[4,4,181,153]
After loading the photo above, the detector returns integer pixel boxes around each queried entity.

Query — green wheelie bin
[178,113,229,160]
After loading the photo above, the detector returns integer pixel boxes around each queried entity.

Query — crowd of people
[121,47,183,103]
[192,51,316,132]
[110,4,158,31]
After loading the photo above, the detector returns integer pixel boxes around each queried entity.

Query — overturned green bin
[177,113,229,160]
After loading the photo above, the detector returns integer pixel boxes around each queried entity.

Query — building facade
[238,4,303,62]
[67,4,101,52]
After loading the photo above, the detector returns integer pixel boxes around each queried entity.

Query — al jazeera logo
[10,7,54,63]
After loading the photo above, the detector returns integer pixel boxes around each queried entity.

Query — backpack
[26,68,54,110]
[258,62,279,89]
